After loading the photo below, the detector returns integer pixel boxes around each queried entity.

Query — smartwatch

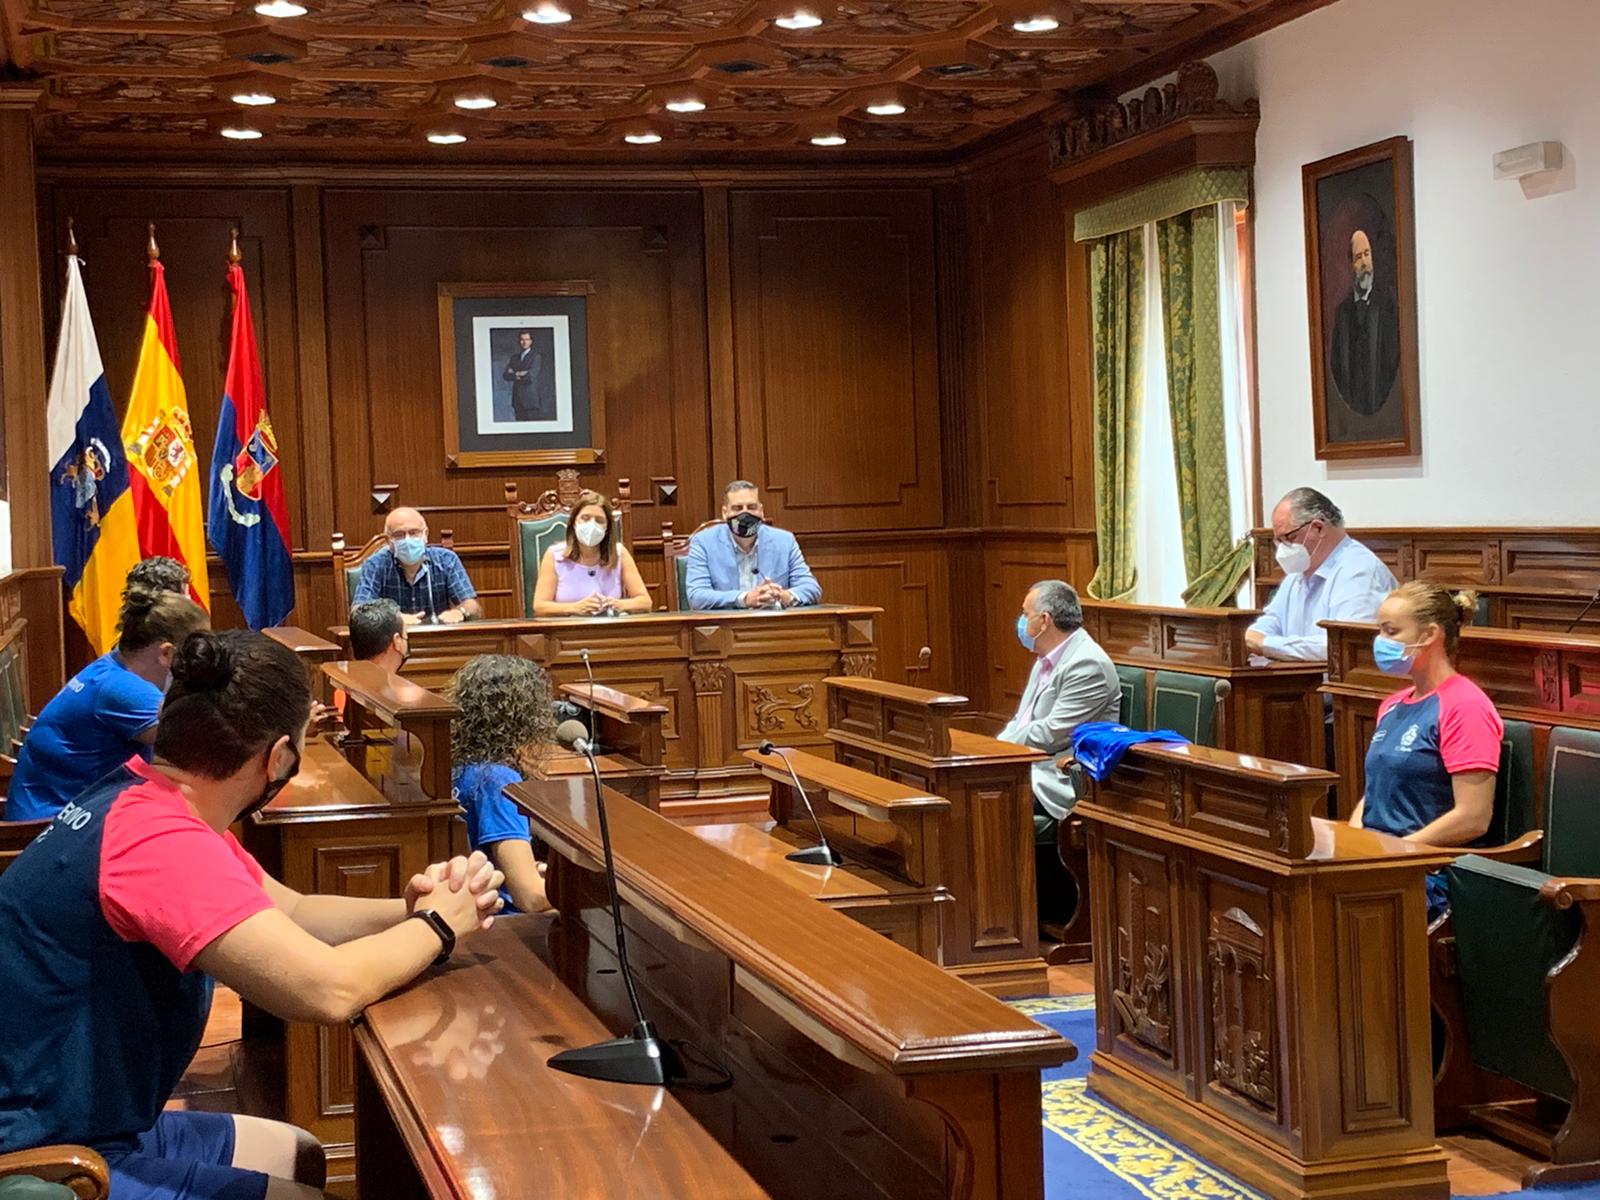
[409,908,455,967]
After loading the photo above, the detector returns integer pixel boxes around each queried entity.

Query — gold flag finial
[66,217,78,258]
[228,227,242,264]
[146,222,160,262]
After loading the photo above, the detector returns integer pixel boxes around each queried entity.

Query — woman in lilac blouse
[532,491,652,617]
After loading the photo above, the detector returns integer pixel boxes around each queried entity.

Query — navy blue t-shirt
[1362,674,1503,841]
[452,761,529,911]
[6,652,162,821]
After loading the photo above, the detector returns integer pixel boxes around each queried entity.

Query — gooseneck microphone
[1566,588,1600,635]
[549,719,681,1087]
[758,740,842,867]
[578,647,599,744]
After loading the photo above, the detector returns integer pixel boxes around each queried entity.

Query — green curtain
[1155,207,1253,608]
[1085,229,1145,603]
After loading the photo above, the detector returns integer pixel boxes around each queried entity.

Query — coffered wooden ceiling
[0,0,1322,160]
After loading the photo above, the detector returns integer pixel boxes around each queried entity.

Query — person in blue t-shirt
[5,586,209,822]
[445,654,559,914]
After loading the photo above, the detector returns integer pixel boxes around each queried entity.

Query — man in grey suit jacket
[997,579,1120,837]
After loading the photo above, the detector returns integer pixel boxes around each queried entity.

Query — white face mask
[1275,539,1312,576]
[574,520,607,548]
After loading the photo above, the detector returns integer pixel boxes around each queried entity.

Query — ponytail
[117,587,208,654]
[155,630,310,779]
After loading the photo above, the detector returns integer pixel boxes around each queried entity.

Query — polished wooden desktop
[1322,619,1600,816]
[821,676,1050,996]
[328,605,882,821]
[1078,741,1453,1200]
[543,680,670,808]
[1080,599,1326,766]
[468,773,1073,1200]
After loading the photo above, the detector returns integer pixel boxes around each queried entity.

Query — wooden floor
[184,966,1539,1198]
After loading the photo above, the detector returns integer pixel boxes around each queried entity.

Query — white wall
[1208,0,1600,526]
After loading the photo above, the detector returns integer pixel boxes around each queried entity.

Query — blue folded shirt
[1070,721,1191,781]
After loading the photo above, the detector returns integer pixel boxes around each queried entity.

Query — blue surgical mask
[1016,613,1036,652]
[392,535,426,567]
[1372,634,1418,676]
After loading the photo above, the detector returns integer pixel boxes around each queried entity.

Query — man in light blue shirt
[1246,487,1396,661]
[686,481,821,610]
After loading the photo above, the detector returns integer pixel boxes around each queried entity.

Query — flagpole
[147,222,159,263]
[65,216,77,260]
[228,227,242,265]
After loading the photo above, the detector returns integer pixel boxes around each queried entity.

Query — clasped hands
[405,850,506,938]
[573,591,620,616]
[742,579,792,609]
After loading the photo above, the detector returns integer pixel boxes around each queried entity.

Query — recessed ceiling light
[1012,16,1059,32]
[774,11,823,30]
[665,98,706,113]
[523,2,572,22]
[866,101,906,116]
[624,131,662,144]
[231,91,277,107]
[810,133,846,146]
[427,131,467,144]
[221,126,264,140]
[454,95,497,110]
[253,0,307,16]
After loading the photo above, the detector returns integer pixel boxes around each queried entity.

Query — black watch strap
[409,908,455,966]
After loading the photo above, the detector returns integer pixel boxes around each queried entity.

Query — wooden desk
[328,606,881,821]
[822,677,1049,996]
[1080,599,1327,766]
[354,918,768,1200]
[264,626,342,694]
[735,745,950,964]
[323,661,456,807]
[509,775,1074,1200]
[242,738,459,1190]
[542,681,669,808]
[1323,620,1600,815]
[1079,741,1453,1200]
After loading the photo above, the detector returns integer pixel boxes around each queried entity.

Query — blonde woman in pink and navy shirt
[1350,582,1502,917]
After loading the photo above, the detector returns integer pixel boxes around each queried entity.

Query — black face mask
[728,512,762,539]
[241,744,301,821]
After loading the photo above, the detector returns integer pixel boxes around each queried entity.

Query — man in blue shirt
[1247,487,1396,662]
[352,507,480,625]
[685,481,821,610]
[6,588,208,822]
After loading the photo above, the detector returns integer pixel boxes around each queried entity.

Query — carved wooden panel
[958,779,1028,953]
[1332,891,1411,1133]
[728,189,943,534]
[738,672,826,741]
[1106,837,1177,1067]
[1198,873,1280,1124]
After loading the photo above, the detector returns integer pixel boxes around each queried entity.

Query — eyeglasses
[1274,520,1315,547]
[387,527,426,542]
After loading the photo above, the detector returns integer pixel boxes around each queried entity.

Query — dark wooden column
[0,89,50,567]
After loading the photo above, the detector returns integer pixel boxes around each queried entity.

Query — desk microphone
[1567,588,1600,634]
[757,741,842,867]
[578,647,599,743]
[549,719,682,1087]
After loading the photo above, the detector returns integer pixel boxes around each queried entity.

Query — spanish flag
[122,246,210,611]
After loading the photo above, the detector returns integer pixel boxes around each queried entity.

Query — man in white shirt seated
[1246,487,1397,662]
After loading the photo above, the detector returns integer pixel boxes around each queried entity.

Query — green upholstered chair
[1542,727,1600,877]
[1472,594,1492,626]
[0,1145,108,1199]
[1115,663,1148,728]
[662,520,720,612]
[0,647,18,757]
[1487,719,1538,848]
[1150,670,1230,746]
[331,523,460,616]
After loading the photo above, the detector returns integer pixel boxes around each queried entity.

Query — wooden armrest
[1468,829,1545,864]
[0,1144,110,1199]
[1540,877,1600,909]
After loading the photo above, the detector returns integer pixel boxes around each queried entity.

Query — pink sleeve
[100,797,273,972]
[1439,685,1504,775]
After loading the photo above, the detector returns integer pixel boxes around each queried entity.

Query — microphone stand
[579,647,598,743]
[1567,588,1600,634]
[758,741,842,867]
[549,723,682,1087]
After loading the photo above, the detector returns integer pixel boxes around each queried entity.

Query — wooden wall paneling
[0,91,50,558]
[967,139,1077,531]
[702,184,739,509]
[291,185,335,548]
[727,188,943,534]
[933,181,978,531]
[983,538,1081,721]
[319,187,711,561]
[802,536,952,691]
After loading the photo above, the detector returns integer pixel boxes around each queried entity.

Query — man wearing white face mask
[1246,488,1396,662]
[352,507,481,626]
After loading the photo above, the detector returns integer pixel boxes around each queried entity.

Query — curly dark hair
[445,654,557,773]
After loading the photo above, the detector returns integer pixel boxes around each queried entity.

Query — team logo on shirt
[1399,724,1419,751]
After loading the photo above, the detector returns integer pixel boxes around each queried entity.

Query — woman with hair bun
[1350,583,1503,917]
[5,583,208,822]
[0,629,506,1200]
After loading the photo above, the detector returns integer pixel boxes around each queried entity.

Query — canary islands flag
[48,255,142,653]
[208,262,293,629]
[123,258,210,611]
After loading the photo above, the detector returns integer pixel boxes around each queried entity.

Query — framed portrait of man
[437,281,604,469]
[1302,136,1420,460]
